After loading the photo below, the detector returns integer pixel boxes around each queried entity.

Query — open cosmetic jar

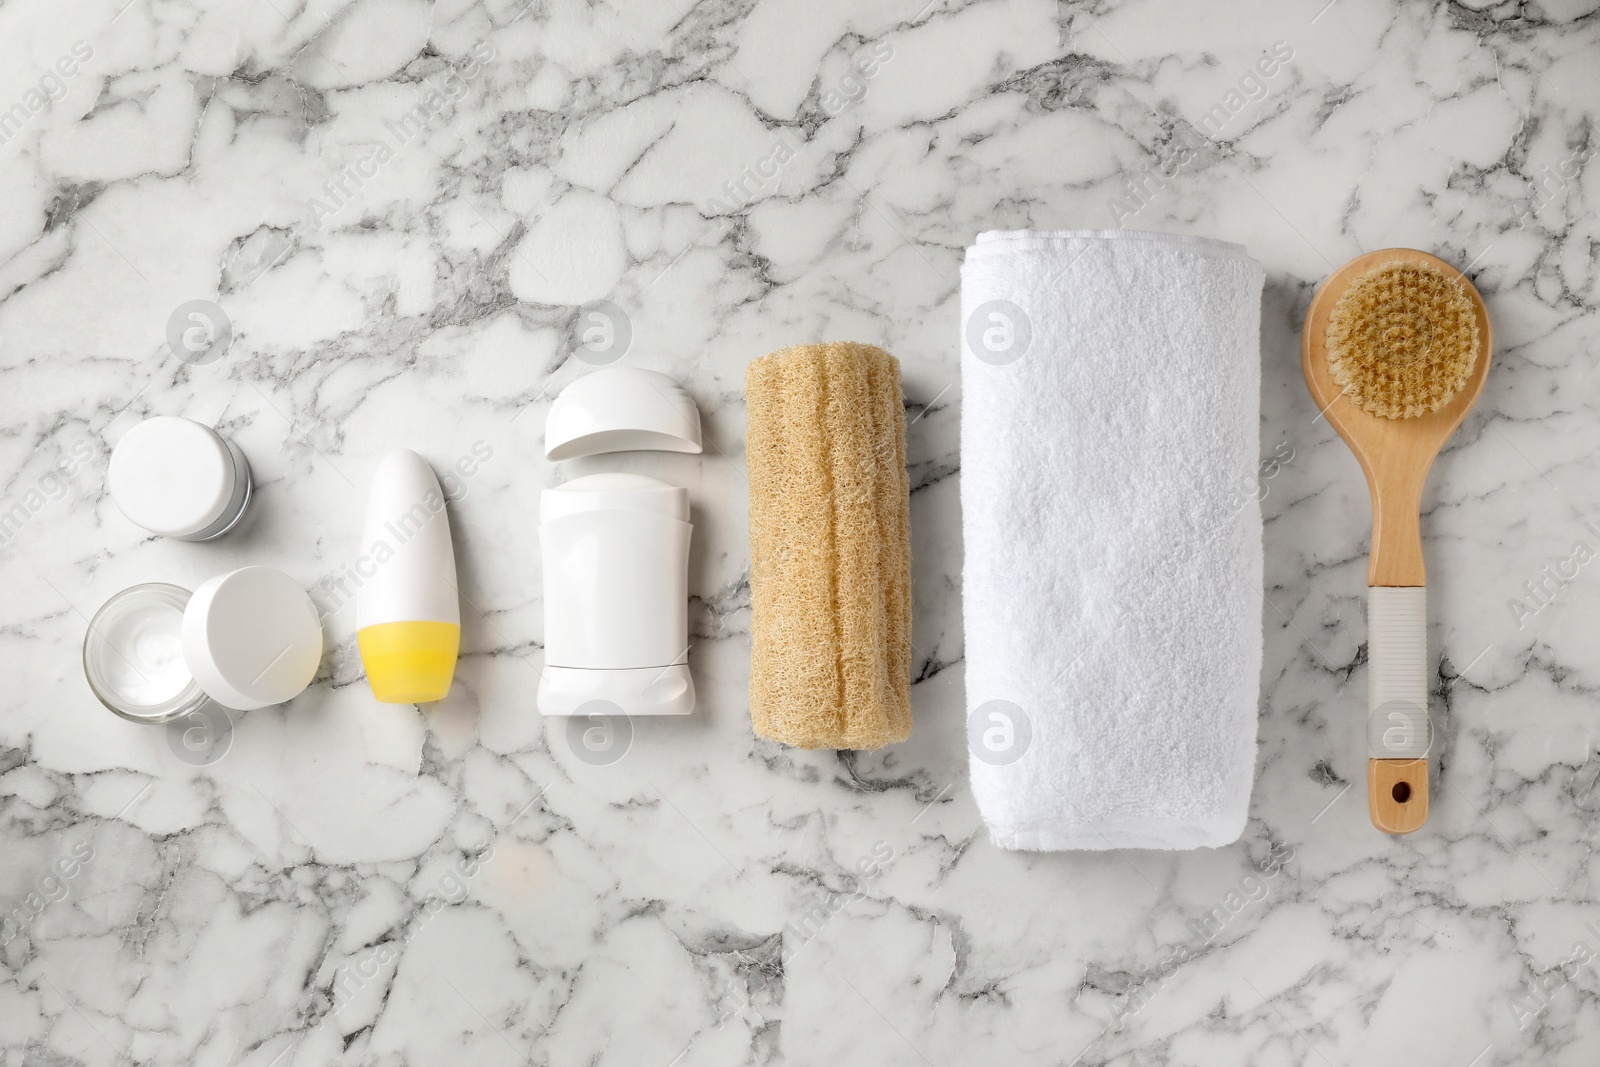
[83,583,207,724]
[83,568,324,724]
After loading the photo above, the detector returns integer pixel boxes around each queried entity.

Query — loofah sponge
[1325,260,1481,419]
[745,342,912,750]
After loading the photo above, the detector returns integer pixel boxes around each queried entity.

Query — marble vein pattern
[0,0,1597,1063]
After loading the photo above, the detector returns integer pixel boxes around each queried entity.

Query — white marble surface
[1,0,1597,1063]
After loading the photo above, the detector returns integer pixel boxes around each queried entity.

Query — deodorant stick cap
[543,368,702,461]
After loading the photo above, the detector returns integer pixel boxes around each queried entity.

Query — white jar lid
[181,567,323,711]
[109,416,242,539]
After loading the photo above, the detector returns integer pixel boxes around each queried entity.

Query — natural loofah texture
[745,342,912,750]
[1325,260,1481,419]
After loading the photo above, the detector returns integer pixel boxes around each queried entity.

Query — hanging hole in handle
[1392,781,1412,804]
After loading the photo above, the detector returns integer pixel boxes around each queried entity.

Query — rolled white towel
[960,229,1264,851]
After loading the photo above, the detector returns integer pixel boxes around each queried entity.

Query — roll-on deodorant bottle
[356,450,461,703]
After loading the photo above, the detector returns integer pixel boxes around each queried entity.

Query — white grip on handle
[1367,586,1430,759]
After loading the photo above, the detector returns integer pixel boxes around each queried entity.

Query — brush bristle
[1325,261,1480,419]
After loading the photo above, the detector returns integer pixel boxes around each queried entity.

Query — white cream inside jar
[83,583,207,723]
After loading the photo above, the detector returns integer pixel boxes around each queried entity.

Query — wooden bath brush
[1301,249,1491,834]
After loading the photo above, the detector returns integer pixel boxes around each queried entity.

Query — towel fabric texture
[960,230,1264,851]
[746,342,913,750]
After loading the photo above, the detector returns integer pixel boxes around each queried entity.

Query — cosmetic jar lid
[83,568,322,722]
[544,368,702,461]
[109,416,251,540]
[181,567,323,711]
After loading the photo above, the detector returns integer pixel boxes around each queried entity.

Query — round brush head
[1325,260,1480,419]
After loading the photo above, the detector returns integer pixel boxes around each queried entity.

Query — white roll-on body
[356,449,461,704]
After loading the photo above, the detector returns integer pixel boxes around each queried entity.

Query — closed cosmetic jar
[108,416,252,540]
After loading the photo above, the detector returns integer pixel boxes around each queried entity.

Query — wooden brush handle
[1368,473,1427,587]
[1370,758,1428,832]
[1366,586,1430,833]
